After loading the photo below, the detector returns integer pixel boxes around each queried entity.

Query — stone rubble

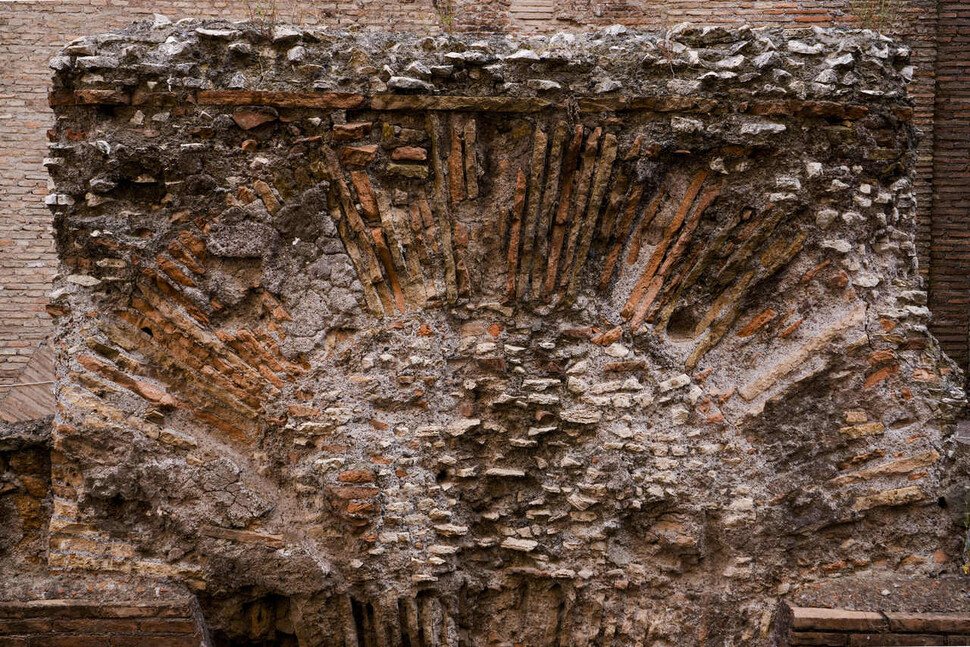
[37,19,968,646]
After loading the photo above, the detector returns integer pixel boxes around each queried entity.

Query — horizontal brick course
[0,600,202,646]
[886,612,970,635]
[0,601,192,620]
[784,605,970,647]
[847,634,946,646]
[0,622,49,636]
[791,608,888,633]
[108,637,201,647]
[50,619,140,633]
[25,637,107,647]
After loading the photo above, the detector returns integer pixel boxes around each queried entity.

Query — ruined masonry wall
[5,0,970,418]
[44,21,966,646]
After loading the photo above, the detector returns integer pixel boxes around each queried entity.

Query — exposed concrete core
[36,21,970,646]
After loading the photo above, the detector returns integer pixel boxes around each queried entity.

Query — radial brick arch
[2,0,967,419]
[40,22,968,646]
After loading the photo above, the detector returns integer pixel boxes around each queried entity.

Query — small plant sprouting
[434,0,458,34]
[849,0,903,34]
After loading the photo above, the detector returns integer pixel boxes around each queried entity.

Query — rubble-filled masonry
[37,20,969,646]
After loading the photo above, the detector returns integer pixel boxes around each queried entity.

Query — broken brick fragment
[333,122,373,142]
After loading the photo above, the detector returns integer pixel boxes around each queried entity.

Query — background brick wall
[0,0,967,420]
[929,0,970,372]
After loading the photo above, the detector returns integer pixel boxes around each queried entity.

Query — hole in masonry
[666,306,700,341]
[351,597,366,647]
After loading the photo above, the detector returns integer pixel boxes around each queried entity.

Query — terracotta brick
[137,619,199,634]
[790,607,888,633]
[332,122,373,142]
[848,634,946,646]
[337,469,376,483]
[330,486,380,499]
[56,602,190,620]
[864,363,900,388]
[391,146,428,161]
[790,632,849,646]
[737,308,777,338]
[340,144,378,166]
[345,500,378,515]
[0,607,25,620]
[108,637,201,647]
[26,637,108,647]
[885,612,970,634]
[232,109,277,130]
[590,326,622,346]
[52,619,139,633]
[197,90,364,109]
[0,618,51,633]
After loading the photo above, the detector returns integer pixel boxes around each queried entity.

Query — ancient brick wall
[38,21,970,645]
[3,0,970,422]
[0,599,207,646]
[779,605,970,646]
[928,0,970,375]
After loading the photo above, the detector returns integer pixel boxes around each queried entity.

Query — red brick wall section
[0,599,206,646]
[780,605,970,646]
[928,1,970,374]
[1,0,969,413]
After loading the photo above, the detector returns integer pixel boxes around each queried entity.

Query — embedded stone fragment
[852,486,925,511]
[387,162,430,178]
[561,408,602,424]
[501,537,538,552]
[434,523,469,537]
[389,76,435,92]
[446,419,481,436]
[484,468,526,477]
[839,422,885,439]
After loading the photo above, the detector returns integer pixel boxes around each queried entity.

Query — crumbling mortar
[36,20,969,646]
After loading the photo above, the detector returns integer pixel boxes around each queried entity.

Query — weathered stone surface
[39,21,967,647]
